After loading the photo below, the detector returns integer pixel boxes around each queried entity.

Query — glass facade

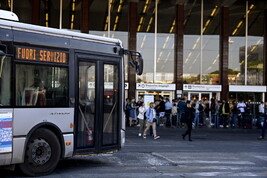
[137,33,174,83]
[137,32,155,83]
[183,35,201,84]
[0,0,266,102]
[247,1,264,85]
[183,0,201,85]
[184,1,220,85]
[229,0,264,86]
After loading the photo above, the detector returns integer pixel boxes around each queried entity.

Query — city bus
[0,10,143,176]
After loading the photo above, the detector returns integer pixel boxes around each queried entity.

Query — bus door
[75,54,120,153]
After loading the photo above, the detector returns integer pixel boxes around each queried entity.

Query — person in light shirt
[237,100,246,113]
[137,102,146,137]
[237,100,246,128]
[144,102,160,140]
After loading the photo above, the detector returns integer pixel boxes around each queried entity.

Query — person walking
[258,101,267,140]
[143,102,160,139]
[137,102,146,137]
[182,101,194,141]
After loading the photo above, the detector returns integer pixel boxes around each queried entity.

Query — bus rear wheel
[19,128,61,176]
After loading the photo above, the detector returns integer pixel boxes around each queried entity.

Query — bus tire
[19,128,61,176]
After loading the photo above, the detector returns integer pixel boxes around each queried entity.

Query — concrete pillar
[80,0,90,33]
[32,0,40,25]
[128,0,138,99]
[219,6,229,100]
[174,4,184,93]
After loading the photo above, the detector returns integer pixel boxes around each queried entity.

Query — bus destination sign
[16,46,68,64]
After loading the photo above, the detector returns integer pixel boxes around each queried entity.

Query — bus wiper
[121,49,143,75]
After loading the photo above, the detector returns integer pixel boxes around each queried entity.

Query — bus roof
[0,19,122,47]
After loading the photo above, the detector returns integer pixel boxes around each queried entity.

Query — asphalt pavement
[2,126,267,177]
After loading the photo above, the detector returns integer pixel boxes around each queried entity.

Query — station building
[1,0,267,108]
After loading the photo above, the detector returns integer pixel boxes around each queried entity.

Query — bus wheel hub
[30,139,52,165]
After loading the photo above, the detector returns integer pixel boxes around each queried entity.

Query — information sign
[0,112,13,153]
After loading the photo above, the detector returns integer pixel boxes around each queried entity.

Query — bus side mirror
[121,49,143,76]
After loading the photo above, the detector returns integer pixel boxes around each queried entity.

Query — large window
[183,0,201,84]
[137,33,174,83]
[0,57,11,106]
[16,64,68,107]
[229,0,263,86]
[247,1,264,85]
[137,32,155,83]
[183,0,220,85]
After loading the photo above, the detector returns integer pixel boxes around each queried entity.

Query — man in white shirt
[237,100,246,127]
[237,100,246,113]
[259,102,264,114]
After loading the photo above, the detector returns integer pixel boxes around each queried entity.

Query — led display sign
[16,46,68,64]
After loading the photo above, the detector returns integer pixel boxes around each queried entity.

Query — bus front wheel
[19,128,61,176]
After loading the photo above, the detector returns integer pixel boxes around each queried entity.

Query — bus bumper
[0,153,12,166]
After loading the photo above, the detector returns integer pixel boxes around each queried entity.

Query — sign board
[144,94,154,110]
[0,112,13,153]
[183,84,222,92]
[125,82,129,90]
[88,82,114,89]
[229,85,266,92]
[88,82,129,90]
[176,90,183,94]
[136,83,176,91]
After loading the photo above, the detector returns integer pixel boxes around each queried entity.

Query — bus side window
[16,64,68,107]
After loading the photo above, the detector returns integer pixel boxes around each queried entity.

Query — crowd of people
[125,97,267,141]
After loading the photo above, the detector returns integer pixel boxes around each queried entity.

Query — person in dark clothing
[219,99,230,128]
[156,96,165,126]
[258,101,267,140]
[125,98,131,127]
[178,98,186,127]
[182,101,194,141]
[231,101,239,128]
[210,98,216,126]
